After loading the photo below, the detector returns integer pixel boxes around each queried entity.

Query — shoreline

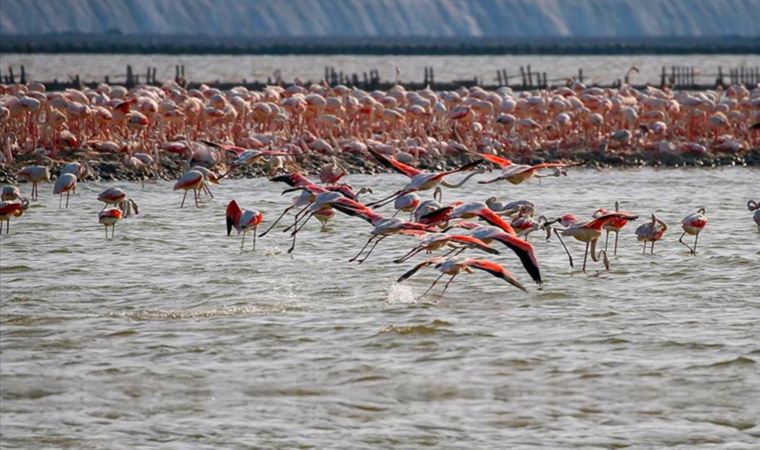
[2,147,758,186]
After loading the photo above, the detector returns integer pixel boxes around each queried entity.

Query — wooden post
[181,65,185,78]
[519,66,526,88]
[126,65,134,87]
[105,75,110,84]
[429,67,434,85]
[578,68,583,83]
[717,66,723,86]
[660,66,666,87]
[542,72,547,88]
[20,65,26,84]
[526,65,533,88]
[8,67,14,84]
[363,72,368,87]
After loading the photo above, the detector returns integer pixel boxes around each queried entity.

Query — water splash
[385,283,417,304]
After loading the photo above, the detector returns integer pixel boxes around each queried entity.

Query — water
[1,167,759,448]
[2,53,758,86]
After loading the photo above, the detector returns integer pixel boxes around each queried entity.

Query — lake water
[1,167,759,448]
[2,53,759,86]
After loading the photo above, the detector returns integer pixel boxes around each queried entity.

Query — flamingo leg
[112,224,116,238]
[66,191,70,208]
[582,241,589,272]
[180,190,188,208]
[604,230,610,253]
[59,193,63,208]
[693,233,699,255]
[194,188,200,207]
[438,274,458,298]
[292,213,313,235]
[357,236,385,264]
[394,246,423,263]
[253,226,257,251]
[260,205,293,237]
[349,236,375,262]
[678,231,692,254]
[287,215,313,254]
[651,241,655,255]
[241,231,246,251]
[104,226,108,239]
[613,231,619,256]
[283,205,311,233]
[420,272,445,298]
[553,229,574,268]
[392,209,400,218]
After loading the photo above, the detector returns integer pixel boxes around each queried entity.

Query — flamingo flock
[1,78,759,300]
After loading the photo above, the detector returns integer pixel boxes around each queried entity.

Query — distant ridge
[2,0,759,38]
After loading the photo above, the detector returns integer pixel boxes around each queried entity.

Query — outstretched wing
[493,234,542,285]
[466,259,527,292]
[368,148,421,178]
[397,257,444,283]
[467,151,512,168]
[446,235,500,255]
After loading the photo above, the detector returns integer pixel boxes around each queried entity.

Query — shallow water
[1,167,759,448]
[2,53,758,86]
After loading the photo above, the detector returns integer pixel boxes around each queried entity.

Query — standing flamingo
[551,211,639,271]
[0,199,29,234]
[592,201,634,255]
[53,173,77,208]
[747,201,760,232]
[174,170,204,208]
[636,214,668,254]
[679,208,707,254]
[16,165,49,200]
[397,256,527,299]
[98,208,123,238]
[97,187,139,216]
[225,200,263,251]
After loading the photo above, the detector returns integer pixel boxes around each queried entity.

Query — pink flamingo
[748,201,760,232]
[472,152,573,185]
[226,200,263,251]
[636,214,668,254]
[552,211,639,271]
[0,199,30,234]
[679,208,707,254]
[53,173,77,208]
[397,256,527,299]
[98,208,123,238]
[592,201,634,255]
[174,170,204,208]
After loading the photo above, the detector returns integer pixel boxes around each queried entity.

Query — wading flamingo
[174,170,204,208]
[551,211,639,271]
[679,208,707,254]
[16,165,49,200]
[1,185,21,201]
[98,208,122,238]
[97,187,139,216]
[53,173,77,208]
[0,199,29,234]
[747,201,760,232]
[397,256,527,300]
[592,201,635,255]
[226,200,263,251]
[636,214,668,254]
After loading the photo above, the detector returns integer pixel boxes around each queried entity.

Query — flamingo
[97,187,139,216]
[0,199,30,234]
[592,201,635,255]
[53,173,77,208]
[679,208,707,254]
[472,152,573,185]
[551,211,639,271]
[174,170,204,208]
[747,201,760,232]
[411,187,443,222]
[393,233,500,263]
[393,192,420,219]
[319,156,347,185]
[16,165,49,200]
[1,185,21,201]
[419,201,518,235]
[365,148,483,208]
[203,141,290,178]
[636,214,668,254]
[99,208,122,238]
[397,256,527,300]
[225,200,263,251]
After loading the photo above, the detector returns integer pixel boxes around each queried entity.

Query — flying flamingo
[393,233,500,263]
[16,165,49,200]
[0,199,30,234]
[203,141,290,178]
[551,211,639,271]
[396,256,527,300]
[747,201,760,232]
[592,201,635,255]
[225,200,263,251]
[319,156,347,185]
[53,173,77,208]
[636,214,668,254]
[97,187,139,216]
[174,170,204,208]
[365,148,483,208]
[419,201,518,235]
[98,208,122,238]
[393,192,420,219]
[679,208,707,254]
[471,152,573,185]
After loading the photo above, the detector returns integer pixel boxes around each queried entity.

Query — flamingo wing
[368,148,421,178]
[467,151,512,168]
[226,200,242,235]
[446,235,500,255]
[418,206,454,226]
[465,259,527,292]
[493,234,542,285]
[397,257,444,283]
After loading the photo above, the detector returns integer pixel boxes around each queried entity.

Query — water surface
[1,168,759,448]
